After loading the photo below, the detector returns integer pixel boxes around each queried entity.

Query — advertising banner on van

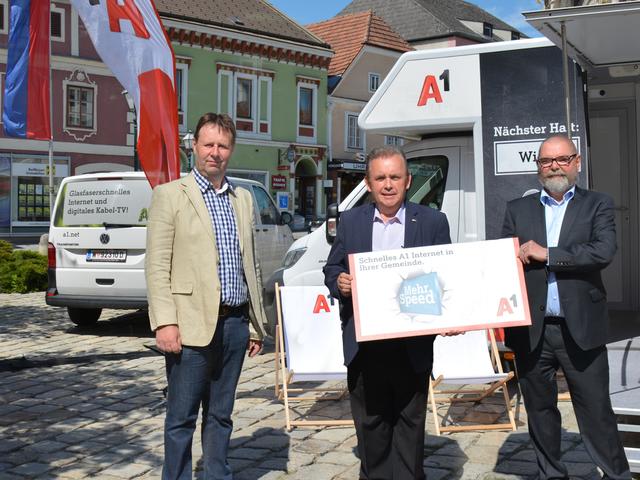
[480,46,588,240]
[60,180,152,227]
[349,238,531,342]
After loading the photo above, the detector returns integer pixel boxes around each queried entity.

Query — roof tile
[154,0,329,48]
[307,11,411,76]
[338,0,524,44]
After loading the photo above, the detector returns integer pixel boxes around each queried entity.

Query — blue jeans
[162,313,250,480]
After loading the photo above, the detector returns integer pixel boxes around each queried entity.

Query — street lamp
[182,131,194,171]
[122,90,138,171]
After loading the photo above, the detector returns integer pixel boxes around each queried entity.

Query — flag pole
[48,5,54,219]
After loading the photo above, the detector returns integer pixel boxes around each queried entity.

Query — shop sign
[271,174,287,190]
[12,163,69,177]
[342,162,366,171]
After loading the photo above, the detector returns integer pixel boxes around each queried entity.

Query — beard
[540,173,572,196]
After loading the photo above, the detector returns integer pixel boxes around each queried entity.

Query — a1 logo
[417,69,450,106]
[312,295,332,314]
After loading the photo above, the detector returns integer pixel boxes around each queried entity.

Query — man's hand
[156,325,182,353]
[337,272,353,297]
[441,330,464,337]
[247,339,263,357]
[518,240,548,265]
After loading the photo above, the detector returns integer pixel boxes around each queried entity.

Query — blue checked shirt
[193,169,248,306]
[540,186,575,317]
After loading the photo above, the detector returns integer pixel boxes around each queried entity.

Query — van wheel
[67,307,102,326]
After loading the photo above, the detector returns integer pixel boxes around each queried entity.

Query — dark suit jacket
[502,186,616,353]
[323,202,451,372]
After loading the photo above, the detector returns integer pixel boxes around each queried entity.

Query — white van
[46,171,294,326]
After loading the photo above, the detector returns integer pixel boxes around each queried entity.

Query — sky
[268,1,543,38]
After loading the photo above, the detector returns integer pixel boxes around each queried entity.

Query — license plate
[86,249,127,262]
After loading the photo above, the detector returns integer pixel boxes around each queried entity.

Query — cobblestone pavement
[0,292,605,479]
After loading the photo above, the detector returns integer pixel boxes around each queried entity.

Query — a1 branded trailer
[274,12,640,468]
[358,37,589,241]
[273,38,589,309]
[273,38,589,317]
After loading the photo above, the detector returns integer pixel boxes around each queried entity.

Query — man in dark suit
[502,134,630,479]
[324,146,451,479]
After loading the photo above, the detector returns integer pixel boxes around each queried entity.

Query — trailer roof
[359,38,552,137]
[523,1,640,71]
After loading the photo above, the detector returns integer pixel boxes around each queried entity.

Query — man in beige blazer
[146,112,266,480]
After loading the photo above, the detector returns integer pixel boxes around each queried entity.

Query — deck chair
[273,283,353,431]
[428,328,516,435]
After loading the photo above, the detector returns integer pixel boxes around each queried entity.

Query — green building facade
[158,1,333,219]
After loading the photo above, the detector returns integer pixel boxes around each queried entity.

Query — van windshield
[351,154,449,211]
[407,155,448,210]
[53,178,152,227]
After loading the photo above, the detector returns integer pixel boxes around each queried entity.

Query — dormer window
[51,5,64,41]
[368,73,380,93]
[483,22,493,37]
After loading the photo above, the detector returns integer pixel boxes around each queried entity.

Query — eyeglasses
[536,154,577,168]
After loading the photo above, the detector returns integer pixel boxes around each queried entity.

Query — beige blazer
[145,173,266,346]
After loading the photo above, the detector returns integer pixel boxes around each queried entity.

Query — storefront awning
[523,2,640,72]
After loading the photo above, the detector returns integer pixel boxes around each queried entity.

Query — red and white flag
[71,0,180,188]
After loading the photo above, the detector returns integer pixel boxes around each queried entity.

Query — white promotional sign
[349,238,531,341]
[494,136,581,176]
[62,180,152,226]
[279,286,346,379]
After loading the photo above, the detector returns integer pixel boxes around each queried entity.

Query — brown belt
[218,303,248,318]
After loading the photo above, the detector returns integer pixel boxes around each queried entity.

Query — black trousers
[515,320,630,480]
[347,340,429,480]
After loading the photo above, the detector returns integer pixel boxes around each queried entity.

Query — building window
[368,73,380,93]
[299,87,313,126]
[483,22,493,37]
[10,155,69,225]
[66,85,94,129]
[385,135,404,147]
[216,63,273,137]
[0,0,8,35]
[511,31,520,40]
[51,5,64,42]
[297,79,318,142]
[236,77,253,120]
[232,74,264,134]
[175,63,188,131]
[346,113,363,151]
